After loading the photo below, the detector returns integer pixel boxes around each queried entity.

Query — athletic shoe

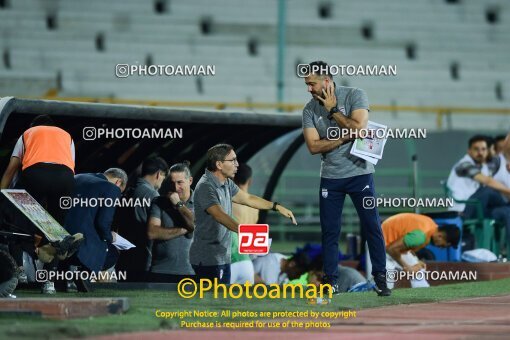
[41,281,56,295]
[347,281,376,293]
[17,267,28,284]
[373,272,391,296]
[75,277,91,293]
[324,282,340,295]
[66,280,78,293]
[0,277,18,298]
[67,265,91,293]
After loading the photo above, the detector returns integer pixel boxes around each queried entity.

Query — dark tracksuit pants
[16,163,74,276]
[320,173,386,283]
[464,186,507,218]
[192,264,231,284]
[464,186,510,248]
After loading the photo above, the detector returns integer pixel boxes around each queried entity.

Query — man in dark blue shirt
[64,168,127,273]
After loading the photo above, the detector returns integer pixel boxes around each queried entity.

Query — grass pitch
[1,278,510,339]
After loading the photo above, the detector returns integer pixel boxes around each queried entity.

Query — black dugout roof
[0,97,303,211]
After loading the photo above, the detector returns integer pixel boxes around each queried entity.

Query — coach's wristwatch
[327,107,340,120]
[272,202,279,211]
[175,201,185,209]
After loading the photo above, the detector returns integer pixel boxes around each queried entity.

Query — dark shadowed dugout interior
[0,97,302,222]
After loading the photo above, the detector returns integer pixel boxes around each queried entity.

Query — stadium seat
[1,0,510,115]
[424,211,463,262]
[442,180,506,255]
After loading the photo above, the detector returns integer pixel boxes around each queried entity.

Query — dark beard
[315,93,326,106]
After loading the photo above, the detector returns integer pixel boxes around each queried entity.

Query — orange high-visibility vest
[382,213,437,252]
[22,126,75,172]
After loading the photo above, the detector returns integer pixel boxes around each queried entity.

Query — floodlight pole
[412,154,420,214]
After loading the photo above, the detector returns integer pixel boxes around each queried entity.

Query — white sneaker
[41,281,56,294]
[17,267,28,284]
[410,269,430,288]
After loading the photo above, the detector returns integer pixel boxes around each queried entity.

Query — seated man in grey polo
[190,144,297,284]
[447,135,510,217]
[147,161,195,283]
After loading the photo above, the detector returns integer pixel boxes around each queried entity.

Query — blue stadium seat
[424,212,463,262]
